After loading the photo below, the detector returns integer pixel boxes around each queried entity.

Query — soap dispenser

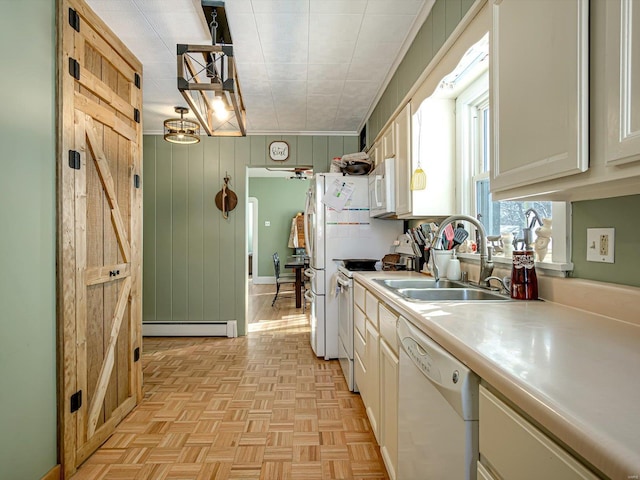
[446,250,461,281]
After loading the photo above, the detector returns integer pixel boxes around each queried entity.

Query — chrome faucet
[431,214,494,287]
[484,276,509,295]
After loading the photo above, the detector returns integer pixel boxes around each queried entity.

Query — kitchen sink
[396,287,511,302]
[375,278,465,289]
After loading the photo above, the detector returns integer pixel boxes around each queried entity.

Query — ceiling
[85,0,433,136]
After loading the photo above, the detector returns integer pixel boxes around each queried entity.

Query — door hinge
[68,7,80,32]
[134,73,141,89]
[69,57,80,81]
[134,347,141,362]
[70,390,82,413]
[134,174,141,189]
[134,108,140,123]
[68,150,81,170]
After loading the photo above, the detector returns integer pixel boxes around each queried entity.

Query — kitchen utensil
[442,223,455,249]
[452,224,469,246]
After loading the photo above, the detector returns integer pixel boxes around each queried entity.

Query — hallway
[70,284,389,479]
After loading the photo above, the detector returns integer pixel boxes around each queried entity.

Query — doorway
[246,166,312,287]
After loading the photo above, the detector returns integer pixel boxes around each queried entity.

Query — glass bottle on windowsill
[510,250,538,300]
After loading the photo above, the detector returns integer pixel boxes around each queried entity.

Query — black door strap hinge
[134,174,141,188]
[69,57,80,81]
[68,150,81,170]
[68,8,80,32]
[70,390,82,413]
[134,347,140,362]
[134,108,140,124]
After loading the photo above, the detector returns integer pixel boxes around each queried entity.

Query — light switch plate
[264,221,271,227]
[586,228,615,263]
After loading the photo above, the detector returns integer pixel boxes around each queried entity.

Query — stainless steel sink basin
[376,279,465,289]
[396,288,511,302]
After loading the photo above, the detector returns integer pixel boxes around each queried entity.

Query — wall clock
[269,141,289,161]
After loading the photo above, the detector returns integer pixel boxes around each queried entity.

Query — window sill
[457,252,573,276]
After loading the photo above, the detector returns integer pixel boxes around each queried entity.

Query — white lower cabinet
[353,282,399,479]
[479,385,598,480]
[379,338,398,480]
[364,319,380,441]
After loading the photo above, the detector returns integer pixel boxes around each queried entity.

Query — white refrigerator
[304,173,402,359]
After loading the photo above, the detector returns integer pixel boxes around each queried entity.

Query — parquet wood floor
[70,283,389,480]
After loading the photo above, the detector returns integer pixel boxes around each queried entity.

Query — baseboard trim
[41,465,61,480]
[143,321,238,337]
[252,276,275,285]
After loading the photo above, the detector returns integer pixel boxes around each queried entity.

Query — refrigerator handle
[304,190,312,258]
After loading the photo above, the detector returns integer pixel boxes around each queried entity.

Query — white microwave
[368,158,396,218]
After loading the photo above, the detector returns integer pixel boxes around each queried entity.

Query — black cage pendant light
[164,106,201,144]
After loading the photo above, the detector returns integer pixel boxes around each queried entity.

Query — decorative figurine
[534,218,552,262]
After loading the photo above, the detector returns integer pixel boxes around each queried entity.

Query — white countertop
[353,271,640,480]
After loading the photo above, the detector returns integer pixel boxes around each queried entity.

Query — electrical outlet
[586,228,615,263]
[599,234,608,256]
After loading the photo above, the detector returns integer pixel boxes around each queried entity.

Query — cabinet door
[383,126,395,159]
[394,103,412,216]
[605,0,640,166]
[380,340,399,480]
[365,319,380,441]
[479,386,599,480]
[354,329,367,399]
[373,141,382,168]
[491,0,589,192]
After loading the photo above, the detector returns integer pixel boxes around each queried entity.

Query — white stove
[336,260,379,392]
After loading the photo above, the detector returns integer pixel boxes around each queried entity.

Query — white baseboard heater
[143,321,238,338]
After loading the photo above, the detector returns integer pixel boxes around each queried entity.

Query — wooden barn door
[58,0,143,476]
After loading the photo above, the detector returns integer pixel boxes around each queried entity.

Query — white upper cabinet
[383,126,395,160]
[394,104,412,217]
[605,0,640,166]
[490,0,589,193]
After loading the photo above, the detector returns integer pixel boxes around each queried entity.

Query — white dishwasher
[397,316,479,479]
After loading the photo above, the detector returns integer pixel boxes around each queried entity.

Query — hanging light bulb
[212,96,229,121]
[164,106,200,144]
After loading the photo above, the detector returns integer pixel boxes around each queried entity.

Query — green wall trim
[571,195,640,287]
[143,134,357,334]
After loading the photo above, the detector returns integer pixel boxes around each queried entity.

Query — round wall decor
[269,141,289,161]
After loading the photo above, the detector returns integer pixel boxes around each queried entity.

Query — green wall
[0,1,58,478]
[367,0,476,142]
[249,177,310,277]
[572,195,640,287]
[143,134,357,335]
